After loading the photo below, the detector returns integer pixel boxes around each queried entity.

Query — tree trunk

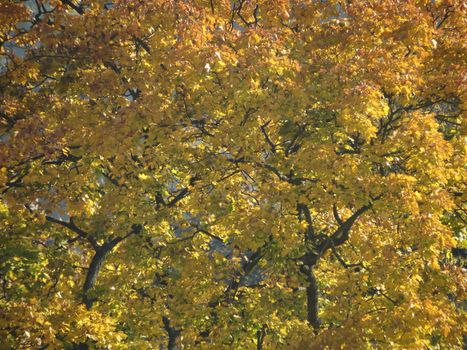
[163,316,181,350]
[306,268,321,329]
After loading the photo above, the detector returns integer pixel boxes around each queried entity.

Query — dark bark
[163,316,181,350]
[297,200,378,329]
[82,247,110,309]
[46,216,142,309]
[61,0,84,14]
[305,268,321,329]
[300,202,374,267]
[82,227,141,309]
[224,241,268,300]
[256,325,267,350]
[45,216,98,250]
[297,203,315,241]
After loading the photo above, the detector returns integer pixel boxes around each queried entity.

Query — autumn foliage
[0,0,466,349]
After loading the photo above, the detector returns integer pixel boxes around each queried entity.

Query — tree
[0,0,465,349]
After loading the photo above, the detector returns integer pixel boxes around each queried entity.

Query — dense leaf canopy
[0,0,465,349]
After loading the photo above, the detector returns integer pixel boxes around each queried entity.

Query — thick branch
[165,176,199,208]
[300,200,377,269]
[225,244,266,298]
[328,203,372,247]
[166,188,189,207]
[46,216,98,250]
[82,248,108,309]
[82,224,142,309]
[60,0,84,14]
[256,325,267,350]
[162,316,181,350]
[332,204,343,225]
[297,203,315,241]
[304,267,321,329]
[297,200,378,330]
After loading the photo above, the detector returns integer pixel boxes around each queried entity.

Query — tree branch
[162,316,181,350]
[260,121,277,153]
[82,224,142,309]
[60,0,84,14]
[330,244,364,270]
[332,204,343,225]
[297,203,315,241]
[302,266,321,329]
[46,215,98,250]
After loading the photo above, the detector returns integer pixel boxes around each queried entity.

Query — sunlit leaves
[0,0,465,349]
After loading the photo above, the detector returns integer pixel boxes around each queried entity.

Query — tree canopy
[0,0,465,349]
